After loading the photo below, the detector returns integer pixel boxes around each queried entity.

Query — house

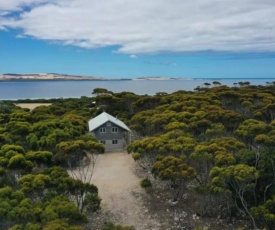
[88,112,131,152]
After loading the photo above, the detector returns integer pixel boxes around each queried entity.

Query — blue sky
[0,1,275,79]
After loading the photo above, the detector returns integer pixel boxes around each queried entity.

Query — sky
[0,0,275,79]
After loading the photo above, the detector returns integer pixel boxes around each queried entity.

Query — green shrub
[132,153,140,160]
[102,222,135,230]
[140,178,152,188]
[83,193,101,212]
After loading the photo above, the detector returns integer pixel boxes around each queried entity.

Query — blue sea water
[0,79,273,100]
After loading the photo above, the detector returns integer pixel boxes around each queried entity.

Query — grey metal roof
[88,112,130,132]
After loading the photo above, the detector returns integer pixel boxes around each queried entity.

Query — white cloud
[0,0,56,11]
[1,0,275,54]
[130,54,137,59]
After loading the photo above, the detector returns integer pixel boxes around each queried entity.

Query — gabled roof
[88,112,130,132]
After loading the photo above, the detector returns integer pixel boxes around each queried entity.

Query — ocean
[0,79,273,100]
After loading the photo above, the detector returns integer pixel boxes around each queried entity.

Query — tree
[236,119,272,151]
[9,110,31,122]
[206,108,244,133]
[40,195,87,223]
[203,82,211,88]
[152,156,196,201]
[43,219,83,230]
[92,88,113,96]
[128,130,197,170]
[210,164,258,228]
[25,151,53,168]
[18,174,51,200]
[0,145,33,184]
[188,119,212,138]
[213,81,221,87]
[251,196,275,230]
[130,110,159,136]
[55,139,103,213]
[55,139,104,166]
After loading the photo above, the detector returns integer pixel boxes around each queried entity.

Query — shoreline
[1,78,275,83]
[0,79,132,82]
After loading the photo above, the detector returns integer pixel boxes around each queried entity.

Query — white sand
[16,103,52,111]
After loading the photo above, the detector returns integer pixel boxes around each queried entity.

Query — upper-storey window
[112,127,118,133]
[99,128,106,133]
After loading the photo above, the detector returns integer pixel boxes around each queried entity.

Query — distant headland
[0,73,191,82]
[0,73,105,81]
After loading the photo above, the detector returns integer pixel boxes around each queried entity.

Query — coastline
[0,73,190,82]
[1,74,275,83]
[0,79,132,82]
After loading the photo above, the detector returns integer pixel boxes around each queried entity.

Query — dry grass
[16,103,52,111]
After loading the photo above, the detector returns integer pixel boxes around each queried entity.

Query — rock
[168,199,178,206]
[181,211,187,218]
[182,193,188,200]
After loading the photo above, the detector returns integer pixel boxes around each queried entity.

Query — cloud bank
[1,0,275,54]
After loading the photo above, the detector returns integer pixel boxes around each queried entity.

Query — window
[112,127,118,133]
[112,140,118,144]
[107,122,111,126]
[100,140,106,144]
[99,128,106,133]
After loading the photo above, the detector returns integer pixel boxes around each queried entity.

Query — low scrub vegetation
[2,83,275,229]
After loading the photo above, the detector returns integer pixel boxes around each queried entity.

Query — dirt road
[91,152,160,230]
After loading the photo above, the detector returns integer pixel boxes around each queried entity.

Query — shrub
[102,222,135,230]
[132,153,140,160]
[140,178,152,188]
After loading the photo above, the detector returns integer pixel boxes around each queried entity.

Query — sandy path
[91,152,160,230]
